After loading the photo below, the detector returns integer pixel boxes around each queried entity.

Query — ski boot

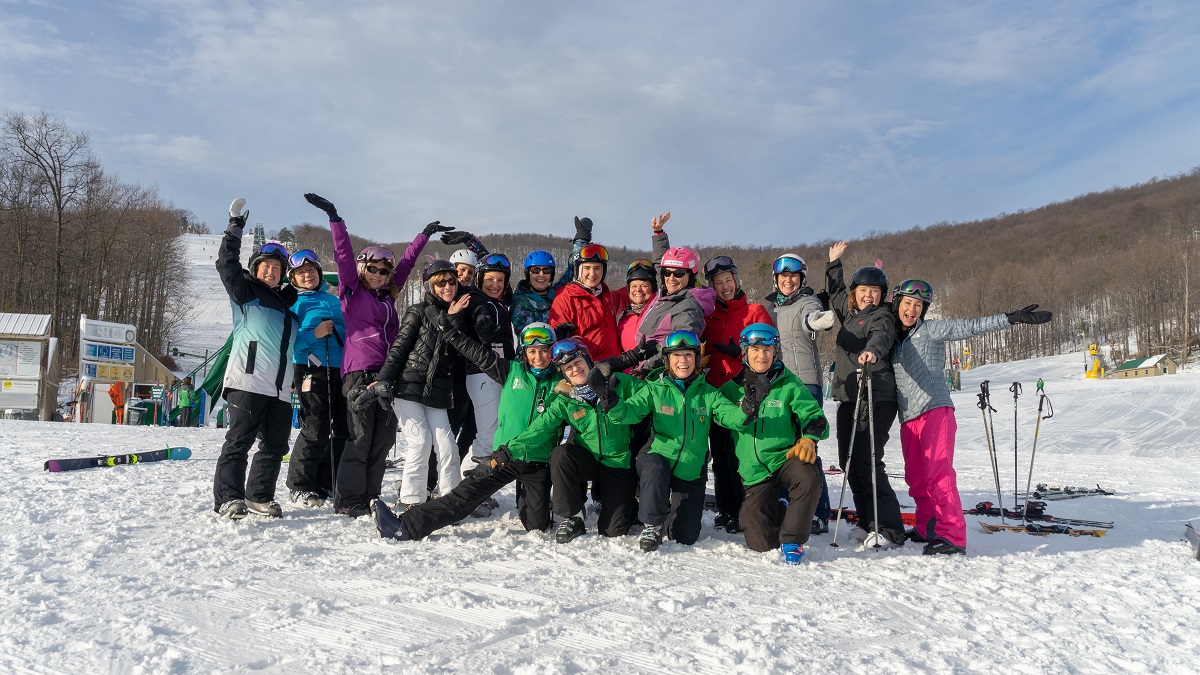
[781,543,805,565]
[371,499,413,541]
[811,517,829,535]
[638,525,663,552]
[290,490,325,508]
[335,502,371,518]
[922,538,966,556]
[714,512,735,529]
[246,500,283,518]
[218,499,248,520]
[556,516,585,544]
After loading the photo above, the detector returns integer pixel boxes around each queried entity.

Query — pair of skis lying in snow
[829,502,1112,538]
[44,447,191,472]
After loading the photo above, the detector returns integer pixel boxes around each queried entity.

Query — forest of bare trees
[0,110,189,374]
[294,169,1200,371]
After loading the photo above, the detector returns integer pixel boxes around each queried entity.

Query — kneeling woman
[891,280,1051,554]
[606,330,749,552]
[720,324,830,564]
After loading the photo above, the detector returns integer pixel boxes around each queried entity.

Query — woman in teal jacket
[719,324,829,564]
[606,330,749,552]
[284,250,347,507]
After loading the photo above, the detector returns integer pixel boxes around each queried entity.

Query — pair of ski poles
[830,367,884,549]
[977,379,1053,525]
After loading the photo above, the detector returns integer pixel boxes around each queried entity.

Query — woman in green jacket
[720,323,830,564]
[606,330,749,552]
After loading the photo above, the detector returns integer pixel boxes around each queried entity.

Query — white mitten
[806,310,836,331]
[229,198,248,221]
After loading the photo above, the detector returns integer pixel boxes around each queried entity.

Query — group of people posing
[211,195,1052,563]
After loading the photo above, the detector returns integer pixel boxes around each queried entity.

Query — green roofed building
[1114,354,1179,379]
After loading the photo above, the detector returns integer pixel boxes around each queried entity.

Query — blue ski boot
[371,499,412,541]
[781,543,805,565]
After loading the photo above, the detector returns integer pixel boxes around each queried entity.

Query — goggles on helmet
[356,245,397,266]
[259,242,288,258]
[703,256,737,277]
[577,244,609,263]
[662,330,701,352]
[739,324,781,347]
[288,249,320,270]
[551,338,589,367]
[481,253,511,270]
[772,255,807,276]
[893,279,933,304]
[627,259,654,273]
[520,324,556,348]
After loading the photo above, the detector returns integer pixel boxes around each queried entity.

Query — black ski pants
[286,364,348,498]
[402,459,551,540]
[550,443,638,537]
[836,397,905,542]
[212,388,293,510]
[335,370,396,509]
[740,457,823,552]
[708,424,743,518]
[637,452,706,545]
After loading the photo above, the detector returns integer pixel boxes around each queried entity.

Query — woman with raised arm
[632,212,715,371]
[510,217,592,333]
[303,192,452,517]
[549,224,628,361]
[891,279,1051,555]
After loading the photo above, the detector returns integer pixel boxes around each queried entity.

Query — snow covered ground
[5,235,1199,672]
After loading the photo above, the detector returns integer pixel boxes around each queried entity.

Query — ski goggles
[519,325,556,348]
[259,242,288,258]
[480,253,511,270]
[772,256,807,275]
[356,245,396,266]
[627,259,654,273]
[703,255,737,276]
[662,330,701,352]
[551,338,589,366]
[577,244,609,262]
[893,279,933,303]
[288,249,320,270]
[740,325,781,347]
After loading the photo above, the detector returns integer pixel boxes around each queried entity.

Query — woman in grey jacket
[891,279,1051,555]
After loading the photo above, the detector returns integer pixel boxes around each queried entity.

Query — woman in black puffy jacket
[376,259,465,508]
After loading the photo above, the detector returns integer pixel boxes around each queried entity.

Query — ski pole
[1010,381,1021,516]
[1022,384,1053,524]
[977,381,1004,522]
[831,368,867,548]
[325,334,338,492]
[867,366,881,549]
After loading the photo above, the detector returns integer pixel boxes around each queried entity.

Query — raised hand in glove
[304,193,339,221]
[740,373,771,417]
[229,198,248,225]
[711,338,740,357]
[574,216,593,243]
[440,231,474,246]
[423,221,453,237]
[587,364,611,395]
[787,438,818,464]
[553,323,577,340]
[1006,304,1053,325]
[806,310,836,331]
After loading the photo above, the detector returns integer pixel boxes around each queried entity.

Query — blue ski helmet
[523,250,556,281]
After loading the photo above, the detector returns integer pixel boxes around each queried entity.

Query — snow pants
[401,459,552,539]
[836,398,905,543]
[805,383,833,520]
[740,457,823,552]
[463,372,502,466]
[708,424,743,518]
[550,443,638,537]
[900,406,966,547]
[395,398,460,504]
[637,452,706,545]
[212,388,292,510]
[286,364,348,499]
[335,370,396,509]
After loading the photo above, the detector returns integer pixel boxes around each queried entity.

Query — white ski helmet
[449,249,477,267]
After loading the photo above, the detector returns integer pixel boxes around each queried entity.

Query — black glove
[440,231,474,246]
[366,381,393,409]
[346,384,375,412]
[741,372,771,417]
[304,193,340,221]
[466,447,513,478]
[712,338,740,357]
[587,366,611,395]
[423,221,453,237]
[574,216,593,243]
[1007,304,1053,325]
[632,339,659,362]
[553,323,577,340]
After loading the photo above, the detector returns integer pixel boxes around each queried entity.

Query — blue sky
[2,1,1198,247]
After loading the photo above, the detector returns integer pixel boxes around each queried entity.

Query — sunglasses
[894,279,934,303]
[773,256,806,275]
[703,256,736,275]
[527,266,554,275]
[365,264,393,276]
[662,268,690,279]
[578,244,609,262]
[662,330,700,349]
[520,325,555,347]
[288,249,320,269]
[357,245,397,266]
[432,278,456,288]
[482,253,511,269]
[259,242,288,257]
[740,328,780,347]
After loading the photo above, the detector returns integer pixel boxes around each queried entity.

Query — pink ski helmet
[660,246,700,273]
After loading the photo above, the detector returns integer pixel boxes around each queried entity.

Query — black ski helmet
[422,258,457,283]
[626,259,658,293]
[849,266,888,294]
[249,242,289,280]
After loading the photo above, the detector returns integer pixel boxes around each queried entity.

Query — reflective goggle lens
[551,339,584,363]
[521,325,555,347]
[627,258,654,272]
[579,244,609,262]
[483,253,511,269]
[260,242,288,257]
[772,256,805,275]
[703,256,735,275]
[663,331,701,349]
[896,279,933,302]
[288,249,320,269]
[740,329,780,346]
[357,246,397,265]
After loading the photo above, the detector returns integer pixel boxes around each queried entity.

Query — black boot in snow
[371,499,412,541]
[556,516,585,544]
[922,537,966,556]
[638,525,663,552]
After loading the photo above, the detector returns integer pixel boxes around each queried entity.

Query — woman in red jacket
[549,240,628,362]
[616,259,657,354]
[700,255,774,533]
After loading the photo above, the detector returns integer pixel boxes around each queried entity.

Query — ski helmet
[421,258,457,283]
[249,242,290,278]
[892,279,934,319]
[287,249,323,282]
[571,243,609,279]
[739,323,780,349]
[660,247,700,274]
[523,250,556,283]
[849,266,888,294]
[449,249,477,268]
[356,245,396,267]
[551,338,593,369]
[772,254,807,286]
[626,259,658,292]
[476,253,512,286]
[519,322,557,350]
[661,330,700,356]
[703,255,739,285]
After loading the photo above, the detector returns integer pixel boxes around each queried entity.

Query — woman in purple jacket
[303,193,453,517]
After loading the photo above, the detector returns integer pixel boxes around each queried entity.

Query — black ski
[966,501,1113,529]
[1031,484,1116,500]
[979,522,1107,538]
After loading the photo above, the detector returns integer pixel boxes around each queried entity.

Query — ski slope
[2,236,1199,671]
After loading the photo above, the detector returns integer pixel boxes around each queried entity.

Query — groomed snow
[3,235,1198,672]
